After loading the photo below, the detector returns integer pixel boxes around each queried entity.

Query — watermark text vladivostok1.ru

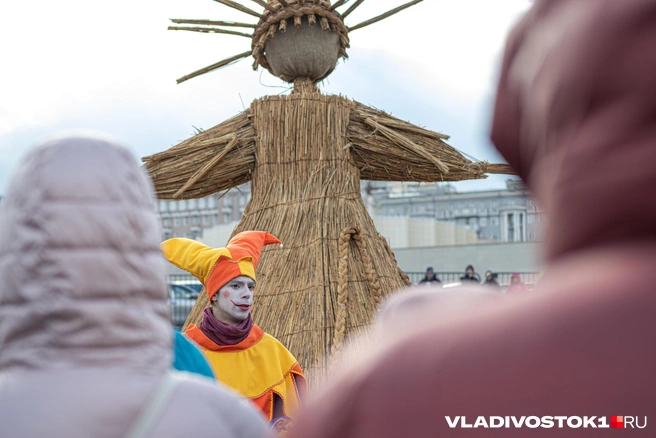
[445,416,647,429]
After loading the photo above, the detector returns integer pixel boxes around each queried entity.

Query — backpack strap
[125,372,181,438]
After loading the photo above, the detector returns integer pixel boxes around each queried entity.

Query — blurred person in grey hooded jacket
[0,133,268,438]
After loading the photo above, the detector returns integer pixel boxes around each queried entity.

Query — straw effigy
[145,0,514,381]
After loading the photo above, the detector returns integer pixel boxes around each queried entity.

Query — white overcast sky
[0,0,531,194]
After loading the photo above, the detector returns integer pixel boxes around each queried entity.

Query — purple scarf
[199,307,253,346]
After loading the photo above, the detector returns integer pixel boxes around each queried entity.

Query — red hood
[491,0,656,262]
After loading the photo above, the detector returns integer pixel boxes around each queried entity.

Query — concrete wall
[392,242,544,274]
[372,216,477,249]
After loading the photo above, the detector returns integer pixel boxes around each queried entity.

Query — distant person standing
[460,265,480,284]
[506,273,528,294]
[419,267,441,286]
[483,271,500,289]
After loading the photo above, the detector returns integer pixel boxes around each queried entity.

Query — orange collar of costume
[161,231,281,300]
[186,323,265,352]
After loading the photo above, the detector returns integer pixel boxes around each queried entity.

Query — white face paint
[211,276,255,325]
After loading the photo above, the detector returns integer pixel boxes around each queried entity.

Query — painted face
[211,276,255,325]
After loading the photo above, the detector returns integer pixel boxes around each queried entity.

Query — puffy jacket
[0,134,268,438]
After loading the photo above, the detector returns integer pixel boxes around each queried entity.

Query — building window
[208,197,216,208]
[163,218,170,227]
[184,216,190,226]
[501,211,527,242]
[223,213,231,223]
[214,214,220,225]
[192,216,198,225]
[508,214,515,241]
[480,217,487,227]
[189,199,197,210]
[203,215,210,225]
[491,217,499,226]
[528,214,535,224]
[199,198,206,209]
[163,231,171,241]
[179,200,187,210]
[174,218,180,226]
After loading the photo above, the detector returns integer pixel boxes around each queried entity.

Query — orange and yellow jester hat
[161,231,282,300]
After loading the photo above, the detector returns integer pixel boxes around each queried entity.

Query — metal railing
[405,271,541,288]
[166,271,541,327]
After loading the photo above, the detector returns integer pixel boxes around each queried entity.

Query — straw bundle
[143,112,256,199]
[349,103,500,182]
[143,90,514,380]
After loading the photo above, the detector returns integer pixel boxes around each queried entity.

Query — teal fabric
[172,332,215,380]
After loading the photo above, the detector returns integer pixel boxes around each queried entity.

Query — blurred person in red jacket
[505,273,527,294]
[288,0,656,436]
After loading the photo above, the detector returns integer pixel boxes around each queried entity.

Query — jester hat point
[162,231,282,300]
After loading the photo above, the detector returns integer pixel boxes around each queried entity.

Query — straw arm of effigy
[347,102,514,182]
[142,110,256,200]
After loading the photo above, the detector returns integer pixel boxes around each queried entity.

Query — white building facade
[157,184,251,241]
[366,180,545,243]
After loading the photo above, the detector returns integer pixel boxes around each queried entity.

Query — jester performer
[162,231,306,433]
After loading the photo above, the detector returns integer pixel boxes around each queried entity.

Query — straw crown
[169,0,428,84]
[252,0,350,81]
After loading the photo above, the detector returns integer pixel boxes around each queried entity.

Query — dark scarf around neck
[199,307,253,346]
